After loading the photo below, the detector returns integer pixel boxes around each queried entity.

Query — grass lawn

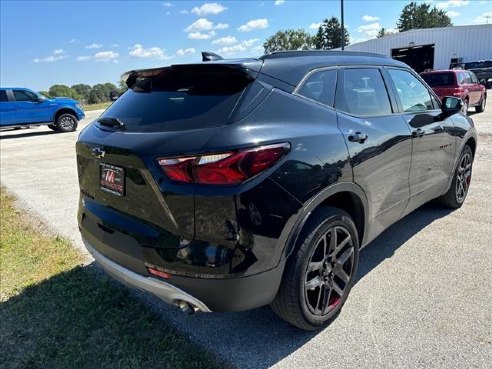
[0,187,221,369]
[82,102,112,111]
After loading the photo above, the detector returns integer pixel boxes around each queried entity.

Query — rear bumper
[84,239,212,312]
[83,237,285,312]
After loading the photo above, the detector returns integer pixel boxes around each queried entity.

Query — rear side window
[388,69,433,112]
[336,68,392,116]
[103,67,255,132]
[297,69,337,107]
[421,72,455,87]
[0,90,8,102]
[457,72,466,85]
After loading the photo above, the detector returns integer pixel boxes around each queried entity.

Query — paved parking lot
[1,108,491,368]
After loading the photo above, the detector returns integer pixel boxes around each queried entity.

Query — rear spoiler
[121,63,259,89]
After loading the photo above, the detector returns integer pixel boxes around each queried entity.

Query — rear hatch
[421,71,459,98]
[77,62,268,259]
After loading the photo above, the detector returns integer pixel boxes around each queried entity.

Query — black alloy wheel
[304,226,355,316]
[438,145,473,208]
[271,207,359,330]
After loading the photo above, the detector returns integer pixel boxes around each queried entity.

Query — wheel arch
[280,182,369,262]
[53,107,77,123]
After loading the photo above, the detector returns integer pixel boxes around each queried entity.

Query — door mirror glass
[442,96,463,114]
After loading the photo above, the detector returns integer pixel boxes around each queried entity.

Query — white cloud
[176,47,196,56]
[76,56,92,61]
[215,23,229,29]
[180,9,189,14]
[362,15,379,22]
[166,11,171,15]
[185,18,214,32]
[33,55,67,63]
[85,43,103,49]
[191,3,227,16]
[447,10,461,17]
[53,49,64,54]
[474,11,492,23]
[357,22,381,38]
[309,22,322,30]
[68,38,77,44]
[436,0,469,9]
[129,44,170,59]
[188,31,216,39]
[217,38,259,55]
[163,2,172,6]
[237,18,269,32]
[275,0,285,5]
[212,35,238,45]
[94,51,119,62]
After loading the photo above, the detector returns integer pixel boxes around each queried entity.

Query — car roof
[421,70,460,74]
[257,50,407,86]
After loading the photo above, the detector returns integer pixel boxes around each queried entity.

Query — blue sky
[1,0,491,91]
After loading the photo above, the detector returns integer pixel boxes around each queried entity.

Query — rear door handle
[412,128,425,138]
[348,132,368,143]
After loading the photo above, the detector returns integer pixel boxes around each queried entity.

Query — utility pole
[341,0,345,50]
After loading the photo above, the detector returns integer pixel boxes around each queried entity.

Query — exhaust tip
[177,300,197,315]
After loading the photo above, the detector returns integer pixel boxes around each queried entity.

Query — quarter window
[0,90,8,102]
[297,69,337,107]
[336,68,392,116]
[13,90,38,102]
[388,69,434,112]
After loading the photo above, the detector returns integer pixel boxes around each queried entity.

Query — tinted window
[297,69,337,107]
[336,68,392,116]
[0,90,8,102]
[103,68,254,132]
[463,72,472,84]
[470,72,478,84]
[421,72,455,87]
[388,69,433,112]
[13,90,38,102]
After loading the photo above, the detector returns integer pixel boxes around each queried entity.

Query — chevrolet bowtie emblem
[91,147,105,158]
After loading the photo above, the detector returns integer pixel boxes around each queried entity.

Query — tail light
[157,143,290,185]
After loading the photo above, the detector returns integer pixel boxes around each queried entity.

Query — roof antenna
[201,51,223,62]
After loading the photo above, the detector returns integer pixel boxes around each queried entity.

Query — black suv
[464,60,492,89]
[77,51,477,330]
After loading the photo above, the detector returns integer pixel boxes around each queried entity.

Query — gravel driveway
[1,108,491,369]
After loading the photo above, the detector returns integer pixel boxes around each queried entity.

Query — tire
[475,95,486,113]
[438,145,473,209]
[47,124,59,131]
[55,113,78,132]
[271,207,360,331]
[462,98,469,115]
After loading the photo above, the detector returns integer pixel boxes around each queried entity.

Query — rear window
[421,72,456,87]
[465,61,492,69]
[102,67,257,132]
[0,90,8,102]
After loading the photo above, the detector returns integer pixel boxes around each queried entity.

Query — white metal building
[344,24,492,72]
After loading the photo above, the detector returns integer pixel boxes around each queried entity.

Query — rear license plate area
[100,163,125,196]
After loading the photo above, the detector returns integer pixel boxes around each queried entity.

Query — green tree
[263,29,315,54]
[71,84,92,103]
[397,2,452,32]
[38,91,51,98]
[48,84,80,100]
[376,28,396,38]
[315,17,350,50]
[118,80,128,94]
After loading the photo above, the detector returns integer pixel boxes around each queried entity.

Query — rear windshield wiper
[97,117,124,129]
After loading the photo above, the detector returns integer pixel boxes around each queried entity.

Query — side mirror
[479,78,486,85]
[37,97,45,103]
[441,96,463,115]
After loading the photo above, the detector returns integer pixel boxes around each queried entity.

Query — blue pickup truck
[0,87,85,132]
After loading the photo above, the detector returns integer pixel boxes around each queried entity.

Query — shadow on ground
[0,127,63,140]
[0,203,452,369]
